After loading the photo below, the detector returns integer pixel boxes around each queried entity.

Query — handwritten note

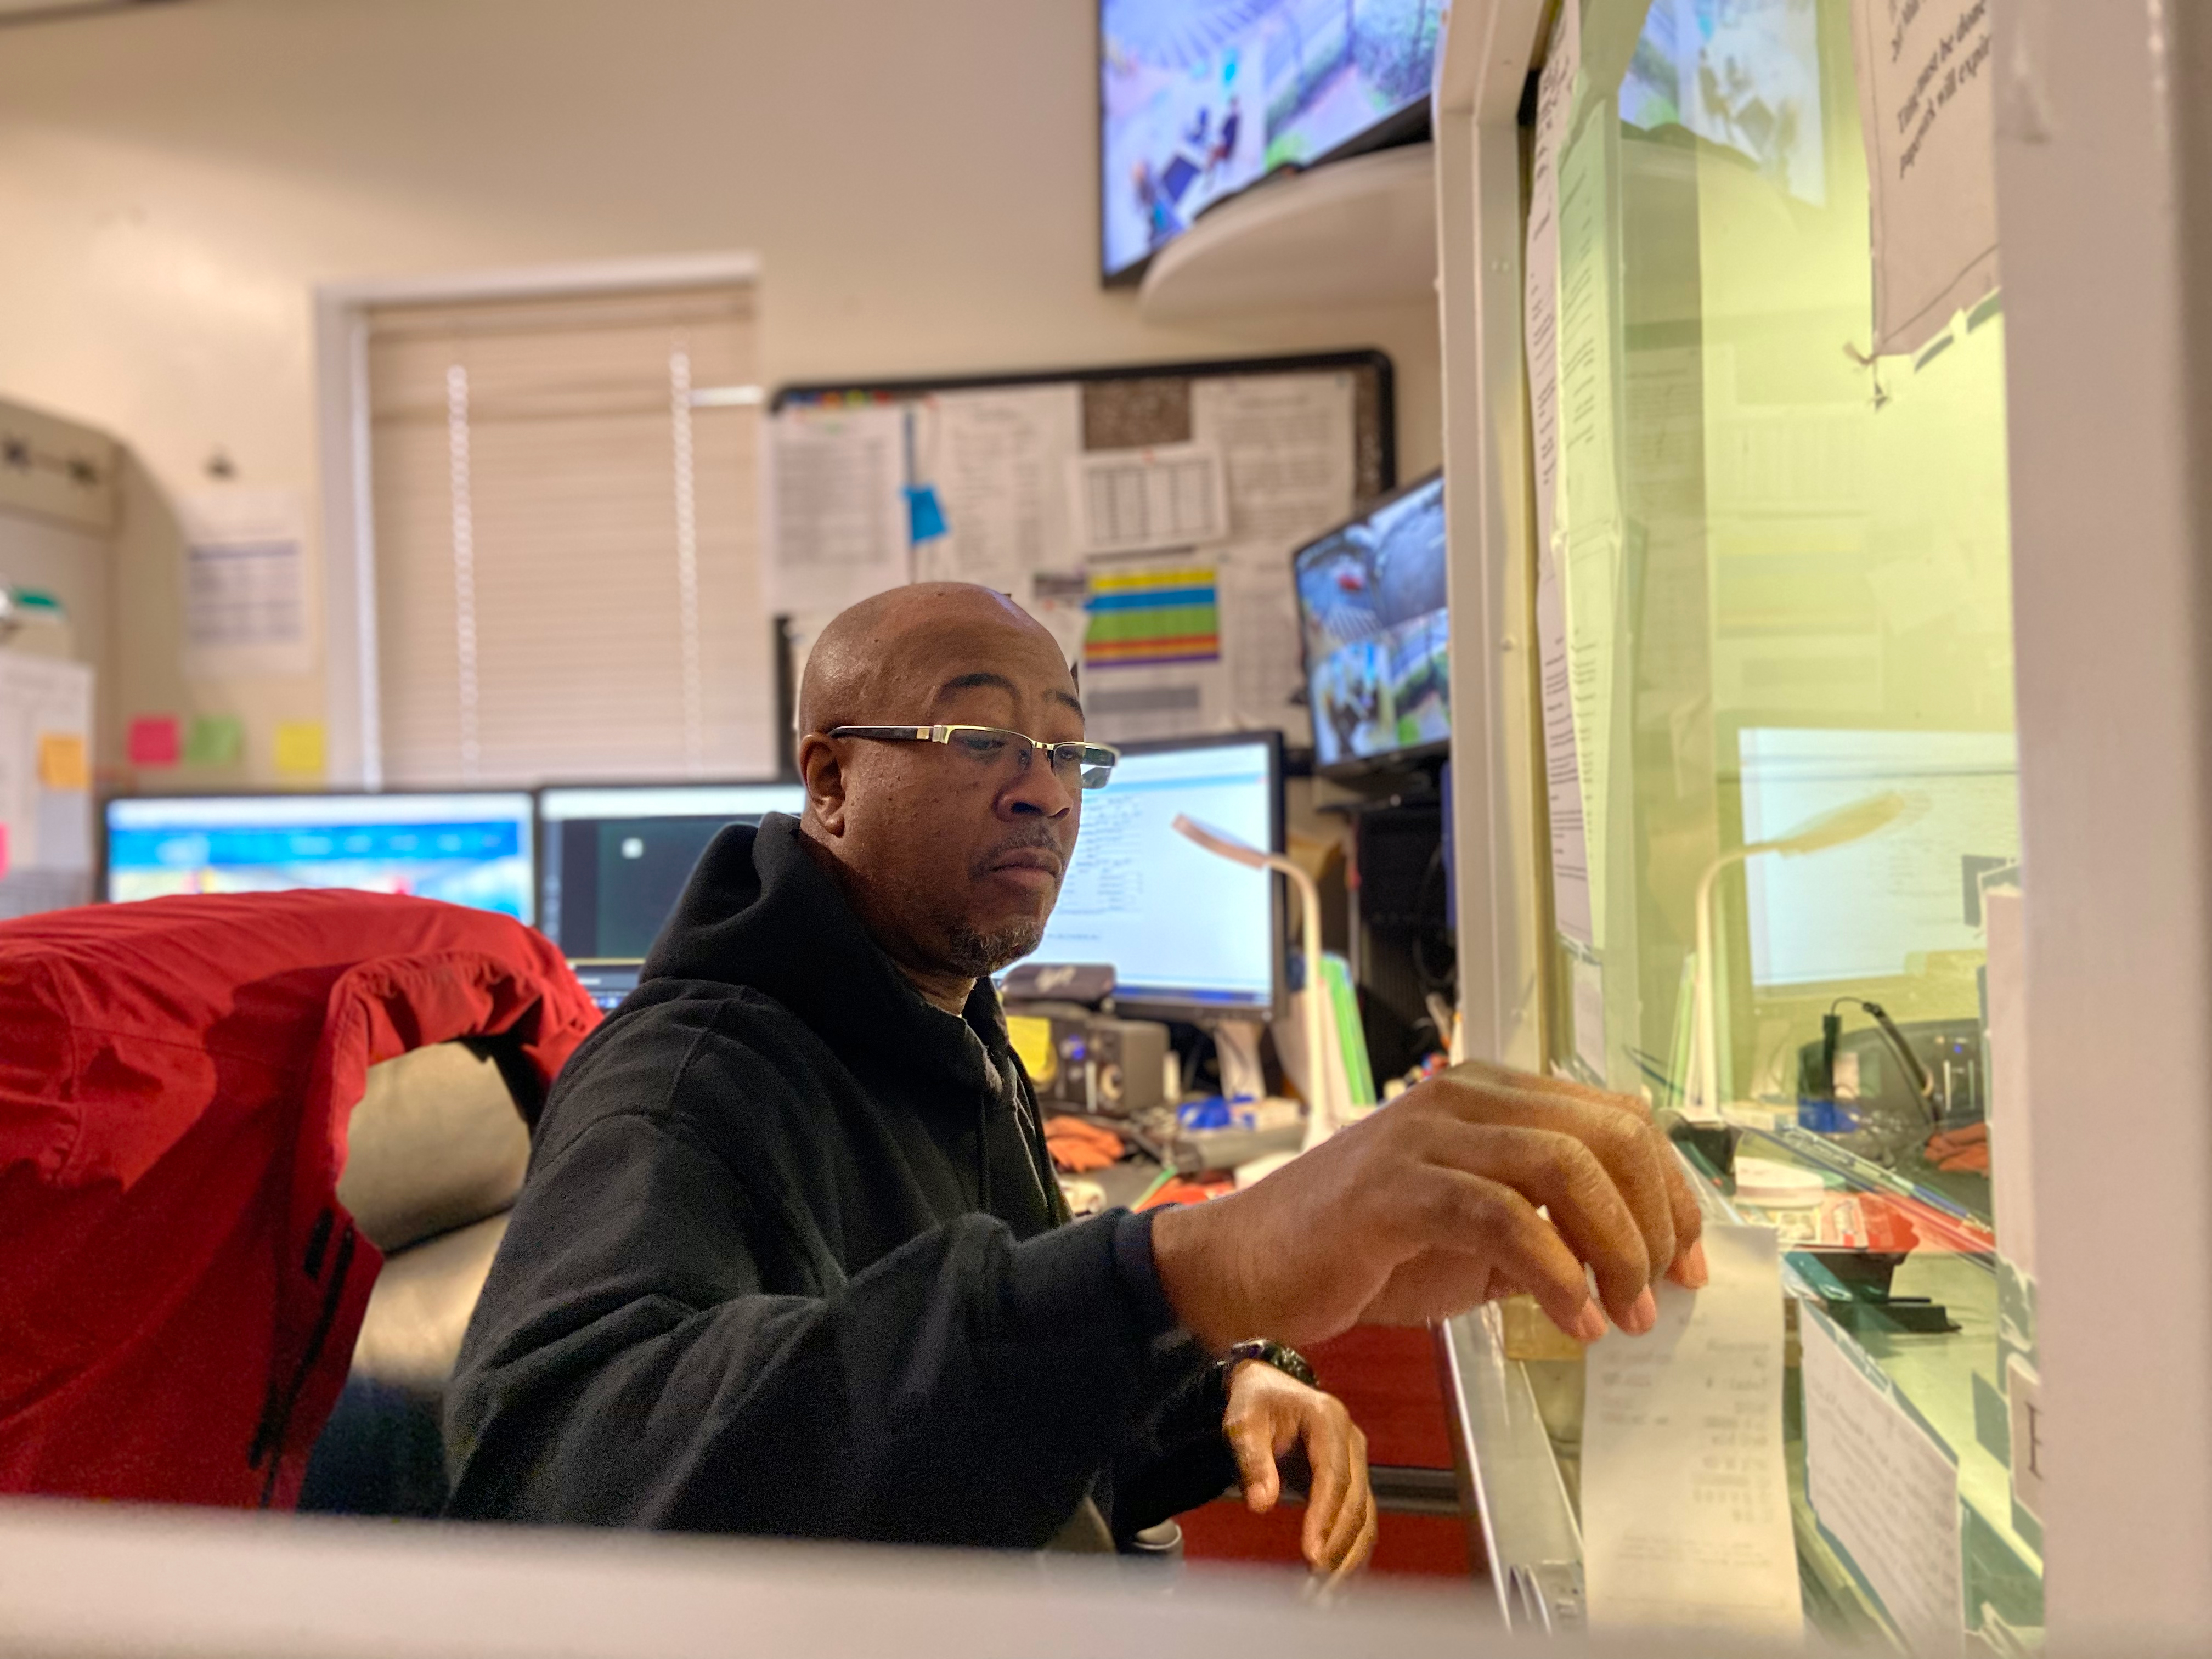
[1801,1308,1963,1654]
[1582,1224,1802,1641]
[1853,0,1999,356]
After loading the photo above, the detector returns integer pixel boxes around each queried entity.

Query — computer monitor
[103,792,536,921]
[1100,0,1442,282]
[1015,731,1282,1020]
[537,783,805,967]
[1736,726,2021,988]
[1294,470,1448,777]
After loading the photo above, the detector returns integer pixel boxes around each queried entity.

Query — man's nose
[1001,748,1075,819]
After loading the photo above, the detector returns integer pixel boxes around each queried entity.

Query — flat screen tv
[1100,0,1443,283]
[1294,469,1447,777]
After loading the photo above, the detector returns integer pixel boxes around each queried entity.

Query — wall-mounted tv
[1101,0,1442,284]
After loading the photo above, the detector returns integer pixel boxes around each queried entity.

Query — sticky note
[36,732,88,791]
[906,484,947,544]
[0,823,10,881]
[273,719,325,777]
[183,714,244,767]
[127,716,180,768]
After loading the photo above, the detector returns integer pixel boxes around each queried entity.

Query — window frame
[312,251,763,789]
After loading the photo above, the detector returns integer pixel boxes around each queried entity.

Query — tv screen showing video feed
[1101,0,1443,280]
[1295,471,1447,773]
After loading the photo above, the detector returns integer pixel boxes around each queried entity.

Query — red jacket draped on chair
[0,890,598,1508]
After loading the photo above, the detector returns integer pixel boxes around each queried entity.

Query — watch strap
[1220,1337,1318,1390]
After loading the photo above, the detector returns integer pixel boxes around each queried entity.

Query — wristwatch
[1219,1337,1318,1390]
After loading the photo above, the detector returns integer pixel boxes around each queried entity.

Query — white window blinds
[363,282,768,785]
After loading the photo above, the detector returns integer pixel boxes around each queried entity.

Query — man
[446,583,1705,1574]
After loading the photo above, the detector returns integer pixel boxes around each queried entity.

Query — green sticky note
[183,714,244,766]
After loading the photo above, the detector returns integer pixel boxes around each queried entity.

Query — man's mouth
[988,848,1065,881]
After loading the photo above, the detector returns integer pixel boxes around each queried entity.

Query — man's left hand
[1222,1361,1376,1578]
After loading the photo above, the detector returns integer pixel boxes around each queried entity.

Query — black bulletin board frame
[770,347,1396,500]
[766,348,1398,775]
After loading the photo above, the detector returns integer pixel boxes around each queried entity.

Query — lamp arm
[1261,854,1333,1150]
[1691,847,1752,1117]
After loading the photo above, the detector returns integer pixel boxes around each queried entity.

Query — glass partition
[1504,0,2043,1645]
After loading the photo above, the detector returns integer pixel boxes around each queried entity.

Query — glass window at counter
[1519,0,2038,1649]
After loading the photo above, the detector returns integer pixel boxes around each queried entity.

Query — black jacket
[444,815,1235,1545]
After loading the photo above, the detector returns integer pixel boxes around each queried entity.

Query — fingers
[1390,1169,1604,1340]
[1419,1068,1692,1304]
[1223,1387,1282,1514]
[1317,1423,1371,1572]
[1421,1119,1653,1328]
[1334,1489,1379,1584]
[1448,1066,1706,1283]
[1301,1412,1346,1568]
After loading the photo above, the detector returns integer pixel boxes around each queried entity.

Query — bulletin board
[765,349,1394,761]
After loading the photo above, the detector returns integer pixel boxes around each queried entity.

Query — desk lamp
[1688,790,1911,1120]
[1171,814,1336,1151]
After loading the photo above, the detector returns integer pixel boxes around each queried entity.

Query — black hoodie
[443,815,1236,1546]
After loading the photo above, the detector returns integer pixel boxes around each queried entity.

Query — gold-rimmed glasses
[827,725,1120,791]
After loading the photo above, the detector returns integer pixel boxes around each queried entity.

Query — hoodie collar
[642,815,1007,1101]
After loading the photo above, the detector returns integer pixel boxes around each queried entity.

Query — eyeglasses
[827,725,1121,791]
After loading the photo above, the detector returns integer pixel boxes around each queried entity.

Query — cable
[1829,997,1940,1125]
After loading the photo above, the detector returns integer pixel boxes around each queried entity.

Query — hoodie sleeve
[444,1096,1194,1547]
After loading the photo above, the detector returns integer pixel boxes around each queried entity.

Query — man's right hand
[1148,1060,1710,1352]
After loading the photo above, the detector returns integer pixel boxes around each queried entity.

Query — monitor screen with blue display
[1015,731,1281,1019]
[104,793,536,922]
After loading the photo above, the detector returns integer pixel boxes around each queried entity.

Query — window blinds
[363,283,767,786]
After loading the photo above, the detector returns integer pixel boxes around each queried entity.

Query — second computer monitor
[1018,731,1282,1021]
[538,783,805,963]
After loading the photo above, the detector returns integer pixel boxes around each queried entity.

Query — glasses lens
[948,729,1013,760]
[1070,746,1116,791]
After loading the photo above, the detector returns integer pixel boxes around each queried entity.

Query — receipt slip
[1581,1224,1803,1642]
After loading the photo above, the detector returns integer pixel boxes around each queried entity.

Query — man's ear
[797,733,848,836]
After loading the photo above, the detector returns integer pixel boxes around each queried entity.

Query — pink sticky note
[0,822,11,881]
[128,716,180,768]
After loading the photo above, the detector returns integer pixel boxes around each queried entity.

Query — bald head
[798,583,1079,737]
[793,583,1090,1012]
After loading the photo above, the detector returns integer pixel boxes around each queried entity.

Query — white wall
[0,0,1442,783]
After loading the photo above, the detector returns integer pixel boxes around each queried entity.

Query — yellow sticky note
[36,732,88,791]
[273,720,325,777]
[1006,1014,1056,1086]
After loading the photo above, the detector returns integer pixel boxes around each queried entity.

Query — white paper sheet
[1853,0,2000,357]
[1080,659,1224,746]
[1571,950,1607,1082]
[1801,1308,1963,1654]
[1522,0,1576,578]
[1216,540,1311,743]
[1189,373,1355,743]
[1068,442,1226,556]
[180,487,312,679]
[912,385,1082,594]
[765,404,910,616]
[1982,887,2035,1280]
[0,649,93,919]
[1189,373,1357,546]
[1537,555,1594,946]
[1582,1224,1802,1641]
[1525,1,1594,950]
